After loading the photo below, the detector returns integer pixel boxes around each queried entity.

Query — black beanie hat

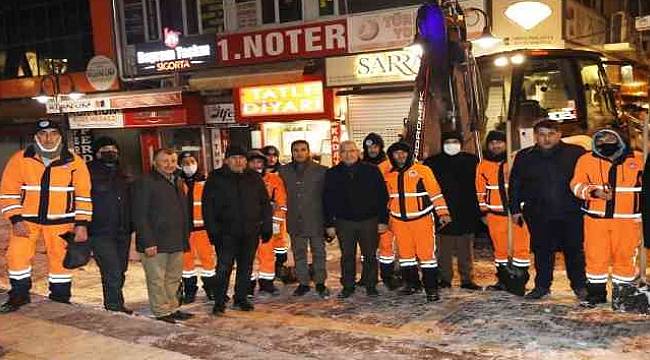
[247,149,267,162]
[262,145,280,157]
[486,130,506,143]
[363,133,384,150]
[441,131,462,143]
[92,136,119,155]
[34,118,61,134]
[225,144,247,158]
[178,151,197,165]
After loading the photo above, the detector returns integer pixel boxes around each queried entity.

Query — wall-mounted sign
[236,80,333,122]
[205,103,235,125]
[69,110,124,129]
[86,56,118,91]
[135,34,215,75]
[124,107,187,127]
[216,19,347,66]
[347,7,417,53]
[47,90,183,114]
[458,0,487,39]
[47,97,112,114]
[72,129,94,162]
[492,0,563,51]
[636,15,650,32]
[326,48,420,87]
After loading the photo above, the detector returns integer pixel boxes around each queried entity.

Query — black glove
[261,230,272,243]
[275,252,288,265]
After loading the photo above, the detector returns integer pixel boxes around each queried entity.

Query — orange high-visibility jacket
[385,163,449,221]
[0,146,92,225]
[476,159,510,215]
[377,159,391,177]
[264,172,287,223]
[183,179,206,230]
[570,151,643,219]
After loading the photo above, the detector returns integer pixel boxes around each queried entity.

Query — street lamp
[31,58,85,109]
[465,7,502,49]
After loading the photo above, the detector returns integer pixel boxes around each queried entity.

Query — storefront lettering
[357,52,417,77]
[240,81,325,117]
[217,20,347,65]
[155,59,192,71]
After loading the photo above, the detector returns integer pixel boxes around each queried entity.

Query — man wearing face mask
[385,141,451,302]
[1,119,92,313]
[247,149,287,296]
[571,129,647,312]
[475,131,530,292]
[87,137,133,314]
[509,120,587,301]
[178,152,216,304]
[423,132,482,291]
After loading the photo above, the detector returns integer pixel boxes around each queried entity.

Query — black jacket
[642,157,650,249]
[424,152,481,235]
[323,161,389,226]
[88,161,132,237]
[202,167,272,242]
[132,171,189,253]
[509,142,585,219]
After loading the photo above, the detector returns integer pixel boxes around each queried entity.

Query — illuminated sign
[326,48,421,86]
[239,81,325,117]
[135,34,215,75]
[547,108,577,122]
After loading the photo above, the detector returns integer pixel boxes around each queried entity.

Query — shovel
[497,119,529,296]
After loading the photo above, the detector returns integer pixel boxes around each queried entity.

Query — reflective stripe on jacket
[476,159,509,215]
[385,163,448,221]
[0,146,92,225]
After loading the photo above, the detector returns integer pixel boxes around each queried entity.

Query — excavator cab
[477,49,620,150]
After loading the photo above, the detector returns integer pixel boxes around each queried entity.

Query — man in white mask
[423,132,482,291]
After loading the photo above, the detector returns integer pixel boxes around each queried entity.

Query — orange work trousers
[252,238,276,281]
[182,230,216,278]
[486,214,531,268]
[390,215,436,269]
[377,229,396,265]
[272,220,288,257]
[7,222,73,284]
[584,217,641,285]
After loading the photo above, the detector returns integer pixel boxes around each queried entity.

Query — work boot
[48,282,71,304]
[487,265,507,291]
[293,284,311,297]
[380,262,401,290]
[580,283,605,308]
[171,310,195,321]
[398,266,421,295]
[258,279,279,296]
[212,303,226,316]
[201,276,217,301]
[316,284,330,299]
[524,287,550,300]
[366,286,379,297]
[425,288,440,302]
[612,283,649,314]
[338,286,355,299]
[0,297,30,314]
[461,282,482,291]
[232,299,255,311]
[182,276,198,304]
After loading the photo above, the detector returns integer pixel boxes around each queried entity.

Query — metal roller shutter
[347,92,413,148]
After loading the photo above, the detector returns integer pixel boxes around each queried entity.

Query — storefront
[48,89,206,174]
[234,79,337,166]
[325,47,420,147]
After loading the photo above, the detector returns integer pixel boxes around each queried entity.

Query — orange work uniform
[251,172,287,283]
[376,159,396,266]
[571,151,643,285]
[181,177,216,299]
[385,162,448,290]
[476,158,530,268]
[1,146,92,303]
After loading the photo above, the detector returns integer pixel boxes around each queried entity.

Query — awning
[189,61,306,91]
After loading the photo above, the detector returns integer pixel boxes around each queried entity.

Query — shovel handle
[506,119,514,259]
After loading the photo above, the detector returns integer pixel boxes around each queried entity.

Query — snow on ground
[1,220,650,359]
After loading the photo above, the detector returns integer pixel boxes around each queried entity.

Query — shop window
[200,0,226,33]
[262,0,303,24]
[0,0,93,79]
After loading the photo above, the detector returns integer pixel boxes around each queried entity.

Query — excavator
[404,0,648,309]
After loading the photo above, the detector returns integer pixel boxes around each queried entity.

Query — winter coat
[88,160,132,237]
[424,152,481,235]
[509,142,585,219]
[279,160,327,237]
[132,171,189,253]
[202,167,272,242]
[323,161,389,227]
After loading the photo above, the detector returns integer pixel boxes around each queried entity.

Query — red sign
[124,107,187,127]
[330,121,341,165]
[216,19,347,66]
[110,91,183,109]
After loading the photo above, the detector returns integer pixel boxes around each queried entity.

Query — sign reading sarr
[217,19,347,65]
